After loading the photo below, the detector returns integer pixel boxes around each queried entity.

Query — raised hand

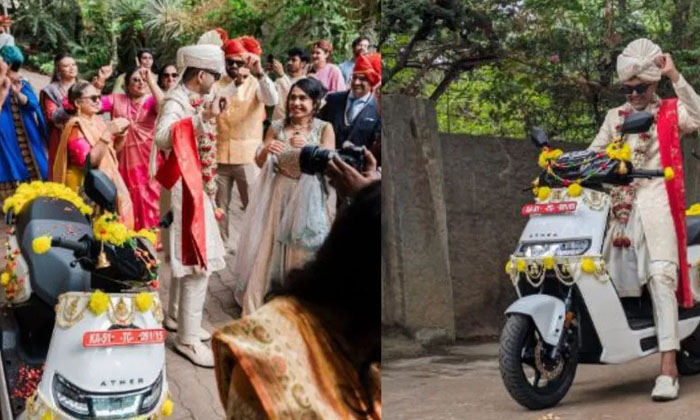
[247,55,263,76]
[98,64,114,81]
[654,53,680,83]
[272,59,285,77]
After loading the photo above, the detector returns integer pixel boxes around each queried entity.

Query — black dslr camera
[299,145,365,175]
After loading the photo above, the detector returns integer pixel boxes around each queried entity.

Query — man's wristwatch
[252,70,266,79]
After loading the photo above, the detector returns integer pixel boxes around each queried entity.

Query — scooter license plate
[521,201,577,216]
[83,328,166,348]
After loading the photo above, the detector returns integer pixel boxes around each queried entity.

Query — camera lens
[300,145,333,175]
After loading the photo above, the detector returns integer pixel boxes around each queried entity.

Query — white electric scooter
[499,112,700,409]
[0,170,170,420]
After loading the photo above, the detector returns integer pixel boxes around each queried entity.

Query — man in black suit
[319,52,381,151]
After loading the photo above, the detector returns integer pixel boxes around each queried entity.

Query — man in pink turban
[589,38,700,401]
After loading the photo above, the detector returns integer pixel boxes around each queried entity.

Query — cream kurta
[588,74,700,265]
[153,84,226,277]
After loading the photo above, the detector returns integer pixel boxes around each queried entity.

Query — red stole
[156,117,207,269]
[657,98,692,308]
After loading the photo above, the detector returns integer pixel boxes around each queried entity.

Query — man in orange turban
[319,52,381,150]
[213,36,278,250]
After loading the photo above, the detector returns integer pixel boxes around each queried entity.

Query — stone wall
[382,95,455,343]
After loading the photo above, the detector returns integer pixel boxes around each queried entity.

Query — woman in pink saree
[102,68,164,230]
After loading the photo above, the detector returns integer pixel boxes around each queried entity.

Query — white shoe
[651,375,679,401]
[174,342,214,368]
[163,317,212,341]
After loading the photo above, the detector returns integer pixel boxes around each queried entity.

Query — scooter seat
[687,216,700,246]
[15,197,92,306]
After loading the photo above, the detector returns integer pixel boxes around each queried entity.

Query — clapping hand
[109,117,130,136]
[289,134,306,148]
[265,140,286,155]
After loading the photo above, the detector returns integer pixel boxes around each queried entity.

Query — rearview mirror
[83,169,117,212]
[529,127,549,148]
[620,111,653,135]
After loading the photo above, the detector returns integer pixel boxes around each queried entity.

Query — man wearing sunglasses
[213,36,278,252]
[588,38,700,401]
[153,44,229,368]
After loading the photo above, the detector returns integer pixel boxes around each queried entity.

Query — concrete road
[383,341,700,420]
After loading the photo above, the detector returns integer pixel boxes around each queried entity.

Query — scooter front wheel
[499,313,578,410]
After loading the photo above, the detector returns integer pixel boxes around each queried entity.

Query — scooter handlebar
[628,169,665,178]
[50,237,90,257]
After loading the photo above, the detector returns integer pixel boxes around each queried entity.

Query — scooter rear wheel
[499,313,578,410]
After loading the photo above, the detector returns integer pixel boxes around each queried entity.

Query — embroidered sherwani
[588,74,700,351]
[154,84,226,278]
[589,75,700,266]
[154,84,226,345]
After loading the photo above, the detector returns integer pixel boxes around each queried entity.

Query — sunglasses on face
[163,73,178,78]
[204,69,221,81]
[225,59,245,68]
[130,78,144,84]
[621,84,651,95]
[80,95,100,103]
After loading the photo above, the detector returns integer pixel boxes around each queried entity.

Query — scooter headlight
[140,371,163,412]
[52,372,164,419]
[53,373,90,417]
[518,239,591,257]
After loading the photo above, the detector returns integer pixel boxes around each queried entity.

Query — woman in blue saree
[0,45,48,202]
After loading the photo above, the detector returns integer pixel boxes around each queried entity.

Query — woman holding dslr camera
[232,77,336,315]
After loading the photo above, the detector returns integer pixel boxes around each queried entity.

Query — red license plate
[83,329,166,348]
[521,201,577,216]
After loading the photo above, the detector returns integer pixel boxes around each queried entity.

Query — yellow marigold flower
[134,292,153,312]
[32,236,52,254]
[107,223,128,246]
[581,257,596,274]
[161,398,174,417]
[516,259,527,273]
[538,148,563,169]
[134,229,157,245]
[89,290,110,316]
[664,167,675,181]
[687,204,700,216]
[505,260,514,275]
[567,183,583,197]
[537,186,551,201]
[2,197,13,213]
[606,142,631,162]
[543,256,555,270]
[0,272,9,286]
[41,410,53,420]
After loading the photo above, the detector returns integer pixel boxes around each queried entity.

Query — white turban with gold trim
[616,38,663,83]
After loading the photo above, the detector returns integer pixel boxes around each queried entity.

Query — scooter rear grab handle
[51,237,90,257]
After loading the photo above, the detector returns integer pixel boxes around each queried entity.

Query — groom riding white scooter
[587,38,700,401]
[499,38,700,409]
